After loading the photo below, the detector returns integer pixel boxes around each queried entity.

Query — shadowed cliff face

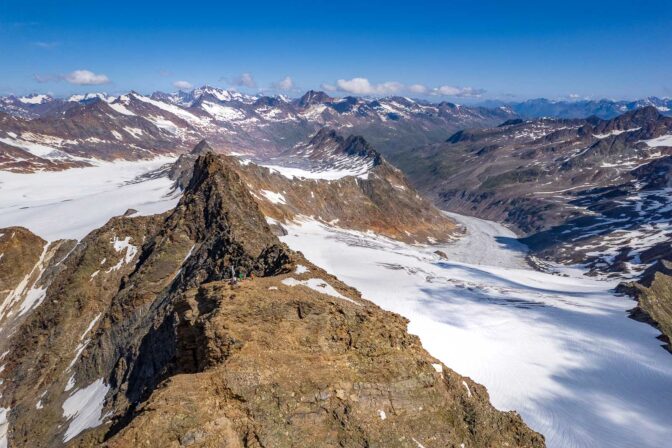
[0,153,543,448]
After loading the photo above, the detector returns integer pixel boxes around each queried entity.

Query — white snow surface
[640,134,672,147]
[18,94,49,104]
[260,163,370,181]
[62,378,110,442]
[260,190,286,204]
[130,93,210,127]
[295,264,309,274]
[200,101,245,121]
[280,215,672,448]
[592,127,641,139]
[0,158,180,240]
[108,102,136,116]
[0,407,7,448]
[281,277,359,304]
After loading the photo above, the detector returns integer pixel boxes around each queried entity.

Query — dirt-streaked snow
[0,158,180,241]
[280,216,672,448]
[281,277,359,304]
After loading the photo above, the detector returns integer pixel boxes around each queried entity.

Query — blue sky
[0,0,670,101]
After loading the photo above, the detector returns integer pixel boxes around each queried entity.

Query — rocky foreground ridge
[0,153,543,447]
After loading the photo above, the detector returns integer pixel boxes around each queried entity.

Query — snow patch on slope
[281,277,359,304]
[0,407,8,448]
[62,378,110,442]
[260,190,286,204]
[261,163,370,181]
[640,134,672,147]
[200,101,245,121]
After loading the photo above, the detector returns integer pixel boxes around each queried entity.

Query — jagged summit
[295,89,332,108]
[168,139,216,190]
[171,151,291,279]
[190,138,214,155]
[166,134,458,244]
[273,128,383,178]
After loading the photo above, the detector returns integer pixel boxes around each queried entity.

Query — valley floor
[1,161,672,447]
[280,216,672,448]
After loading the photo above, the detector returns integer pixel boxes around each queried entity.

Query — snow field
[279,216,672,448]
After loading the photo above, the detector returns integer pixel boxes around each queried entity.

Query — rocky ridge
[0,152,543,447]
[171,134,458,244]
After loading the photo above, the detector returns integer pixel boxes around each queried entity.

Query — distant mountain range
[480,97,672,119]
[0,86,516,172]
[3,87,670,173]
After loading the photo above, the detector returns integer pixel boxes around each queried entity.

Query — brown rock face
[0,227,76,355]
[619,260,672,352]
[102,271,544,448]
[0,153,543,447]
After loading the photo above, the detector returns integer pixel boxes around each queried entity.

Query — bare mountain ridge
[0,151,543,447]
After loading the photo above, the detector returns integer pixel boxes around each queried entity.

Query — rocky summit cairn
[0,153,544,447]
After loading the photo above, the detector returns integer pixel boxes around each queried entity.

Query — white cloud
[430,85,485,98]
[335,77,403,95]
[64,70,110,85]
[272,76,294,91]
[230,72,256,88]
[173,80,193,90]
[408,84,428,94]
[319,78,484,98]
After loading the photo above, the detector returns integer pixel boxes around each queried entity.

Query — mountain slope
[0,100,180,172]
[618,260,672,352]
[393,107,672,271]
[0,152,543,447]
[171,134,458,243]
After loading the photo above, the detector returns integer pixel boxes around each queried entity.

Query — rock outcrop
[618,260,672,352]
[0,153,543,447]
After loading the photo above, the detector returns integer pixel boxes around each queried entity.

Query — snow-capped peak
[18,94,52,105]
[67,93,115,103]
